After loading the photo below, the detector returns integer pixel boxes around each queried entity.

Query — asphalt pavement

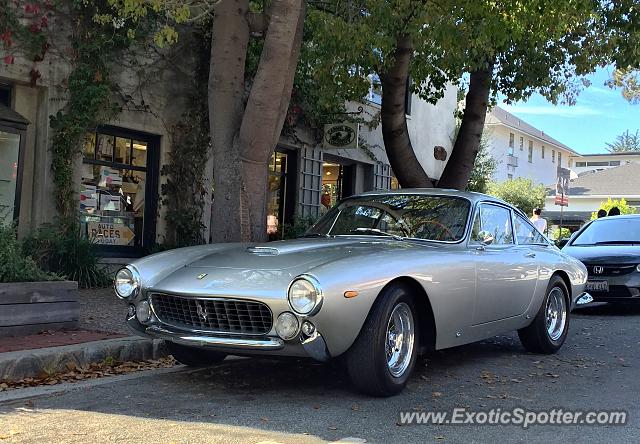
[1,303,639,443]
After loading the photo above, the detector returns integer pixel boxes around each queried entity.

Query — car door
[470,203,536,324]
[511,212,543,309]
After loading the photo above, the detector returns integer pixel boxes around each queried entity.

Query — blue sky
[500,67,638,154]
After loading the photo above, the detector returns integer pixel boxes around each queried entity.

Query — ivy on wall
[49,1,149,226]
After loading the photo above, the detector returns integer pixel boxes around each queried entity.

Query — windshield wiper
[352,227,404,240]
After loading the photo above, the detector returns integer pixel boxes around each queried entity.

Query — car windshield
[571,218,640,246]
[305,194,471,242]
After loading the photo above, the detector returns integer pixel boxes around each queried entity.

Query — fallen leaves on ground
[0,357,176,391]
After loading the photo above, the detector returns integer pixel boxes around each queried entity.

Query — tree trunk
[380,35,434,188]
[210,0,305,243]
[209,0,250,243]
[438,64,494,190]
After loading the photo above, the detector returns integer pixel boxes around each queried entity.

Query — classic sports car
[562,214,640,303]
[115,189,588,396]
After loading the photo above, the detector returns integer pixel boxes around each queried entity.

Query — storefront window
[0,130,21,225]
[267,151,288,238]
[80,128,155,251]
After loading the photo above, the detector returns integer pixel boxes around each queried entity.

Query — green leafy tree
[460,127,497,194]
[487,178,546,216]
[605,130,640,152]
[608,68,640,104]
[306,0,619,190]
[590,197,637,220]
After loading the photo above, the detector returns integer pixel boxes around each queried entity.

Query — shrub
[22,223,111,289]
[487,178,547,216]
[280,216,320,240]
[590,197,637,220]
[0,224,59,283]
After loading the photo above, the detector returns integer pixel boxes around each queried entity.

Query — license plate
[585,280,609,292]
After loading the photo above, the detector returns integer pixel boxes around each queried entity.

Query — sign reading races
[87,222,135,246]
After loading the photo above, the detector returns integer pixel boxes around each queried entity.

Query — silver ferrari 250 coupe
[115,190,588,396]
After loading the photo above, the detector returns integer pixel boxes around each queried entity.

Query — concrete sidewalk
[0,336,167,382]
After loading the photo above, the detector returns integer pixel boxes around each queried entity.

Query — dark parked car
[563,214,640,304]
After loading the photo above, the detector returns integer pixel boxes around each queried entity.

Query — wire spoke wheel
[385,302,415,377]
[545,287,567,341]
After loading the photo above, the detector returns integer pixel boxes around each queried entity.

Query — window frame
[0,120,27,224]
[468,201,516,247]
[80,125,160,257]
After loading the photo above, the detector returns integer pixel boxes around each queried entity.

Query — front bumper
[146,325,285,350]
[127,316,331,362]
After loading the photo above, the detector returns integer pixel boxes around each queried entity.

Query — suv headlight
[114,267,140,299]
[288,276,322,315]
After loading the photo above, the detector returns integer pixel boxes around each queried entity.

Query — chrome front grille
[150,293,272,335]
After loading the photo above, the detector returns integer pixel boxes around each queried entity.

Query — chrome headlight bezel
[114,266,141,300]
[636,264,640,273]
[287,275,323,316]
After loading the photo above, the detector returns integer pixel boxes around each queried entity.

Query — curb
[0,336,168,382]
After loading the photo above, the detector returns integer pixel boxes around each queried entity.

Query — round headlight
[637,264,640,273]
[114,267,139,299]
[288,277,322,315]
[275,312,299,340]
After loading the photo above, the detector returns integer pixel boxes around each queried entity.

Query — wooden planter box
[0,281,79,337]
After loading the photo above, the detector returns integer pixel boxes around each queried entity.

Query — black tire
[345,284,420,397]
[518,275,570,354]
[166,341,227,367]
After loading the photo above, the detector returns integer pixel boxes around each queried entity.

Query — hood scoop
[246,246,280,256]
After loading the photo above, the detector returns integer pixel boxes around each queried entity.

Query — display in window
[0,130,20,224]
[79,184,97,211]
[80,130,149,248]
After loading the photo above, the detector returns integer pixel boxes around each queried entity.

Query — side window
[514,214,546,245]
[471,204,514,245]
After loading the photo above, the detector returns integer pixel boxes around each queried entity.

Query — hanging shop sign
[554,167,571,206]
[323,122,359,150]
[87,222,135,246]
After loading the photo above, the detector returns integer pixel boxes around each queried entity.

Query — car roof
[356,188,511,207]
[592,214,640,221]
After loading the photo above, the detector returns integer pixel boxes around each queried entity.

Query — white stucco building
[485,106,578,185]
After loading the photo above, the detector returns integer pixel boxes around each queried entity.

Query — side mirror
[477,230,494,246]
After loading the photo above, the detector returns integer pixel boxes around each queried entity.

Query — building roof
[487,106,579,155]
[571,151,640,158]
[547,163,640,196]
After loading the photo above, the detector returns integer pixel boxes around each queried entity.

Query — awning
[0,103,29,129]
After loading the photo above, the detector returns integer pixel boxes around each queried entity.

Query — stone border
[0,281,79,337]
[0,337,168,382]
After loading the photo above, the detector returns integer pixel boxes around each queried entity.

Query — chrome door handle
[524,252,536,258]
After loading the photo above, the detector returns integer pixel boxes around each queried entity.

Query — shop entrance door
[322,157,356,211]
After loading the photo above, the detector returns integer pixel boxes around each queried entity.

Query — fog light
[275,312,299,340]
[136,300,151,323]
[301,321,315,336]
[127,304,136,318]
